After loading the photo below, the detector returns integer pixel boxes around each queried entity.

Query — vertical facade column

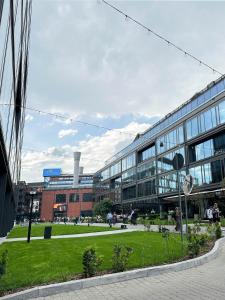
[0,173,7,237]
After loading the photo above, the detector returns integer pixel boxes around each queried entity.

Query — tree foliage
[93,198,113,218]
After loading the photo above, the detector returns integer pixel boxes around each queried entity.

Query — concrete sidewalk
[4,228,138,243]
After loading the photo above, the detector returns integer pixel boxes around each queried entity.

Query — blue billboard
[43,168,62,177]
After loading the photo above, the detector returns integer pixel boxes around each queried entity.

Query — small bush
[82,247,103,278]
[215,223,222,239]
[188,238,200,258]
[0,250,8,279]
[112,244,133,272]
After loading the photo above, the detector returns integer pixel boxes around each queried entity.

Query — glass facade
[122,153,136,171]
[96,77,225,206]
[158,147,185,174]
[138,145,155,162]
[187,98,225,140]
[122,167,136,184]
[110,161,121,177]
[137,160,156,180]
[122,186,136,201]
[189,159,223,187]
[157,126,184,154]
[158,171,186,194]
[138,179,156,197]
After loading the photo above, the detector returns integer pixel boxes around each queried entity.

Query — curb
[1,237,225,300]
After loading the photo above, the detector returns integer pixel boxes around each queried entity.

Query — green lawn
[0,232,187,295]
[7,224,118,238]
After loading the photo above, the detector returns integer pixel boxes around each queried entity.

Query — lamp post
[27,191,36,243]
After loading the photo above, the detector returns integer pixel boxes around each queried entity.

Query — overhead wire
[0,102,138,137]
[102,0,223,76]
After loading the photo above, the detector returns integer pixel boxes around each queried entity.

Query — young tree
[93,198,113,218]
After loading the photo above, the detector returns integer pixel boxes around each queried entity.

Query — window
[122,167,136,184]
[189,139,214,162]
[122,153,136,171]
[211,160,222,183]
[110,161,121,177]
[69,193,79,202]
[158,171,186,194]
[122,186,136,200]
[139,145,155,162]
[55,194,66,203]
[219,100,225,124]
[83,193,94,202]
[157,126,184,154]
[101,168,110,181]
[137,161,156,180]
[138,179,156,197]
[158,147,185,174]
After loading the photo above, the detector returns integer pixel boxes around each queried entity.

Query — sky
[21,0,225,182]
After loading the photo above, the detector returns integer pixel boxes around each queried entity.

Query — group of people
[106,209,139,227]
[206,203,220,224]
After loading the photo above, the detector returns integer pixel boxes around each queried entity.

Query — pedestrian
[213,203,220,223]
[206,206,213,224]
[131,209,138,225]
[174,207,181,231]
[112,213,117,225]
[106,212,113,227]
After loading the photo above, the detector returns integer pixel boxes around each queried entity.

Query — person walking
[174,207,181,231]
[212,203,220,223]
[106,212,113,227]
[206,206,213,224]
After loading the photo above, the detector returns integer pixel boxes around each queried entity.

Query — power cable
[102,0,223,76]
[0,103,138,137]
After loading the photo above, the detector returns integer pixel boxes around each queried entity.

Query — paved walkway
[35,241,225,300]
[4,228,137,243]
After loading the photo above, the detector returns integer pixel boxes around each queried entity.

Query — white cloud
[25,114,34,123]
[58,129,78,139]
[21,121,150,182]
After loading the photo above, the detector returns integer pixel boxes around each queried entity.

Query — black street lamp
[27,191,36,243]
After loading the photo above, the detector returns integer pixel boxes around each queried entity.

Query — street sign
[172,153,184,170]
[183,174,193,195]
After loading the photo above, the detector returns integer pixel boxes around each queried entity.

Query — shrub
[188,238,200,258]
[112,244,133,272]
[215,223,222,239]
[0,250,8,279]
[82,247,103,278]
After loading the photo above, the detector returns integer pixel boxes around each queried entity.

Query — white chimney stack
[73,152,81,188]
[79,166,84,175]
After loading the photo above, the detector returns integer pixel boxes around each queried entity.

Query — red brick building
[41,187,94,221]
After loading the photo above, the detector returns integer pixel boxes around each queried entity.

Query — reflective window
[122,167,136,184]
[157,126,184,154]
[219,100,225,124]
[158,171,186,194]
[122,153,136,171]
[122,186,136,200]
[189,139,214,162]
[138,179,156,197]
[158,147,185,174]
[137,161,156,180]
[110,161,121,177]
[189,165,203,187]
[139,145,155,162]
[101,168,110,181]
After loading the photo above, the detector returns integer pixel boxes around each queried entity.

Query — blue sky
[21,0,225,182]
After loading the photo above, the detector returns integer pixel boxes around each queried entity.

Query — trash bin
[44,226,52,239]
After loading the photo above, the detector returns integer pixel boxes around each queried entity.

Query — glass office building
[94,75,225,216]
[0,1,32,236]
